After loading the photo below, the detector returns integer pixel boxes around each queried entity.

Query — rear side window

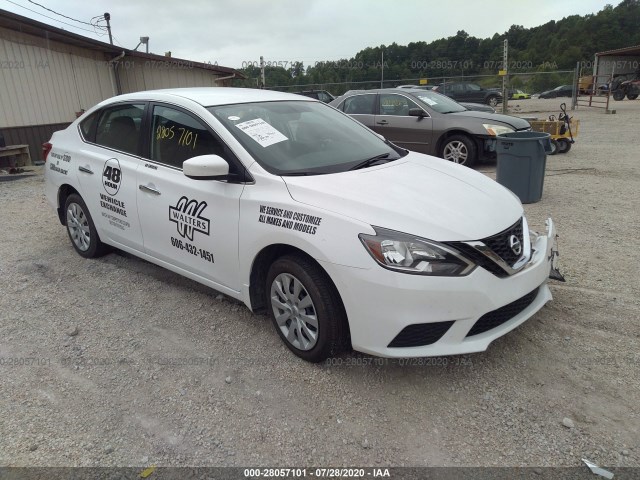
[95,104,145,156]
[342,94,376,115]
[79,111,99,142]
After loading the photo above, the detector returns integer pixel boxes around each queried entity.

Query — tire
[627,94,638,100]
[440,134,477,167]
[266,253,348,363]
[613,90,625,101]
[64,194,108,258]
[548,139,559,155]
[486,95,499,107]
[557,138,571,154]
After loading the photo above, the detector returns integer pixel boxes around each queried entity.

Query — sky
[1,0,621,69]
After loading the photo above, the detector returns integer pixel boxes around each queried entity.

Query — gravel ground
[0,97,639,469]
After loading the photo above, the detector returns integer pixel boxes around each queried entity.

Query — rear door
[339,93,377,130]
[373,93,433,154]
[76,103,145,251]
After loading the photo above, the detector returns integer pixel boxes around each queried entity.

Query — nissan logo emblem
[509,235,522,256]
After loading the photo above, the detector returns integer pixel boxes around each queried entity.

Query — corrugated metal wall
[0,27,114,129]
[118,56,220,93]
[595,55,640,77]
[1,26,226,164]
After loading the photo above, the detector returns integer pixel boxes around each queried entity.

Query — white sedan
[44,87,560,362]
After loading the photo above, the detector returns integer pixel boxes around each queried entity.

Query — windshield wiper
[282,171,317,176]
[348,153,394,171]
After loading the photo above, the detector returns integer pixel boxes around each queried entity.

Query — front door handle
[78,166,93,174]
[376,120,389,125]
[139,184,161,195]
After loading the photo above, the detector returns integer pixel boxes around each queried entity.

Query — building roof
[0,8,244,79]
[596,44,640,57]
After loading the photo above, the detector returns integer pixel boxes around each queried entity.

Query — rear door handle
[139,184,161,195]
[78,166,93,174]
[376,120,389,125]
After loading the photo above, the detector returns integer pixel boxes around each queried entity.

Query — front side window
[342,94,376,114]
[95,104,145,155]
[467,84,481,91]
[209,101,404,175]
[150,105,225,169]
[379,94,419,116]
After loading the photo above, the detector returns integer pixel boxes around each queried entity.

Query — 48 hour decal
[102,158,122,196]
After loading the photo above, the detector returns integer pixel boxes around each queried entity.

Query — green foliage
[232,1,640,93]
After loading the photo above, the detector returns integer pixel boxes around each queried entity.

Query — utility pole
[104,12,113,45]
[381,50,384,88]
[502,39,508,114]
[260,56,266,89]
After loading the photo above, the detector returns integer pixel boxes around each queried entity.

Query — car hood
[448,110,530,129]
[282,153,523,241]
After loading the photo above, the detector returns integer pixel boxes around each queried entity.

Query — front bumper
[322,218,558,358]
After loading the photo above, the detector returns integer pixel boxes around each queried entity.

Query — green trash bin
[495,131,552,204]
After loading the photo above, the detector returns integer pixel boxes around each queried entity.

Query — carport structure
[576,44,640,111]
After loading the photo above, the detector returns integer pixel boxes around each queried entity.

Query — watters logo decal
[169,196,210,241]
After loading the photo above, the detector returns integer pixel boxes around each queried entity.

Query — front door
[136,104,245,291]
[374,93,433,154]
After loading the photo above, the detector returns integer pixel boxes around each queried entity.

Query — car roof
[109,87,312,107]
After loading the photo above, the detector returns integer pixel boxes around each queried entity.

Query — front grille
[482,218,524,267]
[466,287,539,337]
[388,321,454,348]
[449,242,508,278]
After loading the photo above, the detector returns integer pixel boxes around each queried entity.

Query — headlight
[483,124,514,136]
[359,227,476,276]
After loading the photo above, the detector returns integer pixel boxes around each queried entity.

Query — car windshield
[208,101,404,175]
[413,91,467,113]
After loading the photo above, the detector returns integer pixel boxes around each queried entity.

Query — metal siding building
[0,9,242,166]
[594,45,640,77]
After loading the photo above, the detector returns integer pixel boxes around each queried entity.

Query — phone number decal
[170,237,214,263]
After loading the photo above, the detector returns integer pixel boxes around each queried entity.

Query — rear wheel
[441,135,477,167]
[548,139,559,155]
[557,138,572,154]
[266,254,348,363]
[64,194,108,258]
[627,94,638,100]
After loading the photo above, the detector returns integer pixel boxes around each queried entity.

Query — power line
[3,0,103,34]
[26,0,95,26]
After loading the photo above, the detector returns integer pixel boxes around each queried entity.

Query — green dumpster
[496,131,552,204]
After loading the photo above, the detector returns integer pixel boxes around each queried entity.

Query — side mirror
[408,108,427,118]
[183,155,229,180]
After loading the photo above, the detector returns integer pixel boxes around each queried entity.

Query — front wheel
[627,94,638,100]
[548,139,559,155]
[64,194,108,258]
[556,138,572,153]
[487,95,499,107]
[266,254,348,363]
[612,90,625,101]
[440,135,477,167]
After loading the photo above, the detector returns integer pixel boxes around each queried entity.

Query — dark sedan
[329,88,529,167]
[539,85,574,99]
